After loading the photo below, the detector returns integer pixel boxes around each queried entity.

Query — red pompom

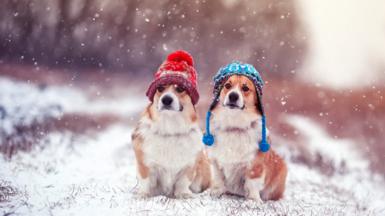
[167,50,194,66]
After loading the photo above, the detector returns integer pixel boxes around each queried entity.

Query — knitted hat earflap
[202,88,221,146]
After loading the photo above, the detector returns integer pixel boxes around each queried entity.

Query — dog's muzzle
[158,93,183,111]
[224,90,244,109]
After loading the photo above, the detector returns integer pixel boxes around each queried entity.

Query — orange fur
[131,129,149,178]
[193,151,211,191]
[248,150,287,200]
[144,104,153,120]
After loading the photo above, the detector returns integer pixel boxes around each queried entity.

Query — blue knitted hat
[202,61,270,152]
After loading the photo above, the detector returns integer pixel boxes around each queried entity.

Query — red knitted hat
[146,50,199,104]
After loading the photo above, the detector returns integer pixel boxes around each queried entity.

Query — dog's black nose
[229,92,239,103]
[161,95,173,106]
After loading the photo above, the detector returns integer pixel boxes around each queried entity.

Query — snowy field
[1,77,385,216]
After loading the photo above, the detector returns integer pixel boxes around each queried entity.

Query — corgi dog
[131,50,210,198]
[206,74,287,202]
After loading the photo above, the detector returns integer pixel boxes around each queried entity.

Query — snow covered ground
[1,77,385,215]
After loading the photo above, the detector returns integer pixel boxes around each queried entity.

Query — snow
[0,127,134,215]
[0,77,146,136]
[285,116,385,211]
[286,115,367,170]
[1,77,385,215]
[0,78,62,136]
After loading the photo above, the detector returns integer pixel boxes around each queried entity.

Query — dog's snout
[161,95,173,106]
[229,92,239,103]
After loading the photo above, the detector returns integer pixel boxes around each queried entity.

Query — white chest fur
[142,129,202,170]
[208,108,265,165]
[207,108,266,196]
[209,129,258,164]
[139,112,203,171]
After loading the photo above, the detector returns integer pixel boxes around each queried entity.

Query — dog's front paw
[135,190,151,198]
[248,195,264,204]
[209,187,225,198]
[245,191,263,204]
[174,190,194,199]
[134,186,152,198]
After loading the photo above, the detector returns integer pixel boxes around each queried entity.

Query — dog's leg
[137,175,151,197]
[132,133,152,197]
[189,172,203,193]
[209,160,226,197]
[190,151,211,193]
[261,158,287,201]
[244,177,264,203]
[244,163,264,203]
[158,167,174,196]
[174,167,194,198]
[135,163,152,197]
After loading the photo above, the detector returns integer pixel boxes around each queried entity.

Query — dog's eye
[224,83,232,89]
[175,85,185,93]
[157,86,165,93]
[242,85,250,92]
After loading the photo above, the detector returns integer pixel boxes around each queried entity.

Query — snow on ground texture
[0,77,146,155]
[1,77,385,215]
[0,78,63,136]
[0,77,146,136]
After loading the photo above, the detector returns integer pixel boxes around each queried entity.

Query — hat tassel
[202,111,214,146]
[259,115,270,152]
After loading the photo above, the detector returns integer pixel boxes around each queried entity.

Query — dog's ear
[209,94,220,111]
[210,80,226,111]
[255,92,264,115]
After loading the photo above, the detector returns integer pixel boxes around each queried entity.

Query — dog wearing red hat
[131,50,210,198]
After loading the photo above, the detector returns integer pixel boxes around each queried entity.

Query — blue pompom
[203,133,214,146]
[259,140,270,152]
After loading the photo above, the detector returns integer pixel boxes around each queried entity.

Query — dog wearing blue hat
[202,61,287,202]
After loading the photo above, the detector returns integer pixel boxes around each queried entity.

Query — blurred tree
[0,0,306,78]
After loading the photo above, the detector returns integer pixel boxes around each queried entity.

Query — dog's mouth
[224,103,244,110]
[160,105,184,112]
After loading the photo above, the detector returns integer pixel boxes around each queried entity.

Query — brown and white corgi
[207,75,287,202]
[131,84,210,198]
